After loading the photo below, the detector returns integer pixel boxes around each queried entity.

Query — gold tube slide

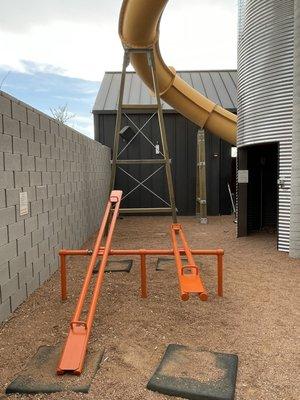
[119,0,237,145]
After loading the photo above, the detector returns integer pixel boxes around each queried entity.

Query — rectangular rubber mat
[147,344,238,400]
[6,344,104,394]
[93,259,133,273]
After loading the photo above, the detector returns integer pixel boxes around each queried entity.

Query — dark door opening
[247,143,278,233]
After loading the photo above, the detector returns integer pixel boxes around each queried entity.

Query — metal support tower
[110,48,177,222]
[196,130,208,224]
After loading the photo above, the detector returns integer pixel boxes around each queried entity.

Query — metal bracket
[147,51,152,67]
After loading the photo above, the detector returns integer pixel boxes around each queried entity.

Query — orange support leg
[57,190,122,375]
[217,253,223,297]
[60,254,67,301]
[140,251,147,298]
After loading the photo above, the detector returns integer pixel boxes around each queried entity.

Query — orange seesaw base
[57,191,224,376]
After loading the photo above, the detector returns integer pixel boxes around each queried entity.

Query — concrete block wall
[0,91,111,324]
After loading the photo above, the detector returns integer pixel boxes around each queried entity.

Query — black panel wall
[94,112,233,216]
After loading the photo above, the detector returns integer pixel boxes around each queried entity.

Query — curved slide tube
[119,0,237,145]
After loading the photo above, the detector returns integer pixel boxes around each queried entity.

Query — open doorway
[247,143,278,233]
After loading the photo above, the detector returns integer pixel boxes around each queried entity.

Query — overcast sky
[0,0,237,80]
[0,0,237,136]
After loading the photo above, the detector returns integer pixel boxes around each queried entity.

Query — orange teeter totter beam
[171,223,208,301]
[57,190,122,375]
[57,192,224,375]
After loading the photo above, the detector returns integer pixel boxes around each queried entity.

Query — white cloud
[0,20,122,81]
[0,0,237,81]
[160,1,237,71]
[72,115,94,138]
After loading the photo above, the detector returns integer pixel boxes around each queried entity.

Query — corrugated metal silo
[238,0,294,251]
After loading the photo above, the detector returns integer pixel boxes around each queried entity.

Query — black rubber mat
[93,259,133,274]
[147,344,238,400]
[156,257,202,271]
[6,344,104,394]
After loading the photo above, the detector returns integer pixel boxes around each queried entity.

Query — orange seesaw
[57,190,224,375]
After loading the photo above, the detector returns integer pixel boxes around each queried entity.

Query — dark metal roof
[93,70,237,113]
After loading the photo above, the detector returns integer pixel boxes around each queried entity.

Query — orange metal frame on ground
[57,191,224,375]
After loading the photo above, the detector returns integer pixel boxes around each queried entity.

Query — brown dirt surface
[0,215,299,400]
[15,344,103,391]
[161,347,225,382]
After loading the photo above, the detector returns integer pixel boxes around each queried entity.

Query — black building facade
[93,70,237,216]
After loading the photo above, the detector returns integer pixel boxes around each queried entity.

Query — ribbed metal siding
[238,0,294,251]
[290,0,300,257]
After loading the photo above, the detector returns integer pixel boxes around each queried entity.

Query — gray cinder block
[21,155,35,171]
[12,102,27,123]
[6,188,21,206]
[22,186,36,202]
[28,141,41,157]
[18,266,33,288]
[0,206,16,228]
[25,216,38,234]
[38,239,49,258]
[15,171,29,188]
[35,157,46,172]
[36,185,47,200]
[41,171,52,185]
[4,153,21,171]
[40,116,50,133]
[46,158,56,172]
[34,129,46,144]
[1,274,18,302]
[0,226,8,246]
[8,220,25,241]
[31,199,43,216]
[11,285,27,312]
[20,122,34,141]
[0,262,10,288]
[31,227,43,246]
[9,254,26,276]
[42,198,53,212]
[37,212,48,228]
[27,110,39,128]
[0,299,11,323]
[17,234,32,254]
[25,245,38,266]
[0,95,11,117]
[39,266,50,285]
[26,274,40,296]
[0,133,13,153]
[29,172,42,186]
[41,144,51,158]
[13,137,28,155]
[3,115,20,137]
[47,184,56,198]
[0,189,5,208]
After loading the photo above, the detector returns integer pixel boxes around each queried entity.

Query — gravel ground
[0,215,299,400]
